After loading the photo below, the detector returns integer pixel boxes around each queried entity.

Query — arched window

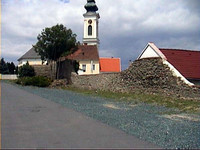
[88,25,92,36]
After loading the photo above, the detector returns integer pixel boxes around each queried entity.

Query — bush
[16,76,52,87]
[18,62,35,77]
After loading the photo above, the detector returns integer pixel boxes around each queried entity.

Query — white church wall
[84,16,98,39]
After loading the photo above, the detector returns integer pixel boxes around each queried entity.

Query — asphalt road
[1,81,159,148]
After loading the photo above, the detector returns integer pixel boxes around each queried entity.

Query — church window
[88,25,92,36]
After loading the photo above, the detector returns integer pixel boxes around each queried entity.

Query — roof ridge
[159,48,200,52]
[18,47,41,61]
[100,57,120,59]
[80,45,97,47]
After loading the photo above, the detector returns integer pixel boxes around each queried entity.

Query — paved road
[1,82,159,148]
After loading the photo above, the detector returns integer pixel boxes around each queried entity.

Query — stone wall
[71,73,120,90]
[32,65,54,78]
[33,59,75,80]
[70,58,200,99]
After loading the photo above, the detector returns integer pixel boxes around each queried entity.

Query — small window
[82,64,86,72]
[93,64,95,70]
[88,25,92,36]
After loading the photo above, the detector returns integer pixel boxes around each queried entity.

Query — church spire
[84,0,98,13]
[83,0,100,46]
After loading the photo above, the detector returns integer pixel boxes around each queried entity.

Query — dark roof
[85,0,98,12]
[160,49,200,79]
[64,45,99,61]
[100,58,121,72]
[18,47,41,61]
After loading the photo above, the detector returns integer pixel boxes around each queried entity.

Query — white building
[138,42,200,85]
[18,47,46,67]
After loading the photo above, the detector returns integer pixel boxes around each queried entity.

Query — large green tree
[33,24,77,79]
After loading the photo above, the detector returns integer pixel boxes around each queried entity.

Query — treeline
[0,58,18,74]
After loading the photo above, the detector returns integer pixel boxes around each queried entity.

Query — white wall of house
[78,60,99,75]
[139,45,160,59]
[138,43,194,86]
[18,59,47,67]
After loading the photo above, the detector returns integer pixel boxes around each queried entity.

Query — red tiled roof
[160,49,200,79]
[64,45,99,61]
[100,58,121,72]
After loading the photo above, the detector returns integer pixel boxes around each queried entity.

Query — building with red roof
[18,0,122,76]
[160,49,200,80]
[100,58,121,73]
[61,46,121,75]
[138,43,200,85]
[62,44,100,75]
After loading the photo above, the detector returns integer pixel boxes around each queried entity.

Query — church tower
[83,0,100,46]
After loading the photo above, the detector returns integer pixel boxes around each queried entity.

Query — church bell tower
[83,0,100,46]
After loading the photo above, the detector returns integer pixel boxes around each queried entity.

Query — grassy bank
[63,86,200,113]
[6,79,200,113]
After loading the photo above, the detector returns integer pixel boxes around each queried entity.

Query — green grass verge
[5,79,199,114]
[63,86,200,113]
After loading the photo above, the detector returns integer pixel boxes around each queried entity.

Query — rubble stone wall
[70,58,200,99]
[32,65,55,78]
[71,73,120,90]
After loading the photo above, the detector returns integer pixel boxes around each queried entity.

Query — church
[18,0,121,75]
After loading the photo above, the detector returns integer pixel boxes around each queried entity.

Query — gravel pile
[15,84,200,149]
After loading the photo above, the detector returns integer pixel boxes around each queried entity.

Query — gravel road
[2,81,200,148]
[1,81,159,149]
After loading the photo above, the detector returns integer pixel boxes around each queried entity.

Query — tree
[0,58,9,74]
[0,58,17,74]
[33,24,77,79]
[18,62,35,77]
[7,62,16,74]
[15,66,18,74]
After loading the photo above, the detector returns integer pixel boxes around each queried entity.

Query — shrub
[31,76,52,87]
[15,76,52,87]
[18,62,35,77]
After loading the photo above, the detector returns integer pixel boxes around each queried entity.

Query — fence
[0,74,18,80]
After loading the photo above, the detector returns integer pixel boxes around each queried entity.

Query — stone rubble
[51,58,200,99]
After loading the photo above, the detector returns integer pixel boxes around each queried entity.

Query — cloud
[2,0,200,69]
[97,0,200,69]
[2,0,85,63]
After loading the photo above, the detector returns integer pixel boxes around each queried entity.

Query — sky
[2,0,200,70]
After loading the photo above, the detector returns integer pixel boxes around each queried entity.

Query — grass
[5,79,200,113]
[63,86,200,113]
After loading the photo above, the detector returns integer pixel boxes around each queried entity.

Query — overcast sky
[2,0,200,70]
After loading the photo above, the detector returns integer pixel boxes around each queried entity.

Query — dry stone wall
[119,58,200,98]
[32,65,55,78]
[71,73,120,91]
[70,58,200,99]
